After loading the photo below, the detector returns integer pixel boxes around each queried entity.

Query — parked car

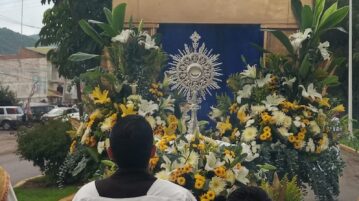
[41,107,79,121]
[0,106,25,130]
[29,103,56,121]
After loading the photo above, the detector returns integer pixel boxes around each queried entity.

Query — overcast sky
[0,0,52,35]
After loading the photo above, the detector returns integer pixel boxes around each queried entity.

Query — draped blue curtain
[158,24,263,121]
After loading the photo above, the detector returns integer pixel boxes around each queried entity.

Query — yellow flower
[69,140,76,154]
[230,128,239,141]
[207,191,216,200]
[332,104,345,113]
[214,166,227,178]
[229,103,238,114]
[91,86,111,104]
[167,115,178,124]
[288,135,296,143]
[319,97,331,108]
[298,132,305,140]
[294,141,303,149]
[263,126,271,133]
[237,108,250,123]
[101,113,118,132]
[149,157,159,170]
[200,194,210,201]
[259,133,267,141]
[119,104,137,117]
[261,112,271,122]
[198,143,205,151]
[216,117,232,135]
[177,176,186,186]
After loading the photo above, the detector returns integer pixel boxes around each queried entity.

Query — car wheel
[2,121,12,130]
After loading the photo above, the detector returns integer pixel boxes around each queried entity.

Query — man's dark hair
[110,115,153,169]
[227,186,272,201]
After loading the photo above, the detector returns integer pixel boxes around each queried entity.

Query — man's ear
[150,145,156,158]
[107,147,114,161]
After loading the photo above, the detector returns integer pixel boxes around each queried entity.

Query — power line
[0,15,41,29]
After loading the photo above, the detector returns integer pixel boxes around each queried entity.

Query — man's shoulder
[72,181,99,201]
[148,179,196,200]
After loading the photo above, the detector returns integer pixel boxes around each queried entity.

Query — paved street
[0,130,358,200]
[0,131,41,185]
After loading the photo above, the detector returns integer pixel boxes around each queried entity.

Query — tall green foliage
[0,85,18,106]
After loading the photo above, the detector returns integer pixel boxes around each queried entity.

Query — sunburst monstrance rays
[167,31,222,100]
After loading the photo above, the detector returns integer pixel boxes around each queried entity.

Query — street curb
[14,174,43,188]
[339,144,359,154]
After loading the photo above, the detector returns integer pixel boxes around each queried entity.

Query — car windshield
[47,108,65,116]
[6,107,23,114]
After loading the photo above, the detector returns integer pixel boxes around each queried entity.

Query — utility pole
[349,0,353,136]
[20,0,24,49]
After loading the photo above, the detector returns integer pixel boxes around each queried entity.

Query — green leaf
[101,160,116,167]
[79,19,104,46]
[112,3,127,34]
[271,31,294,55]
[321,75,340,86]
[291,0,303,24]
[313,0,325,29]
[85,147,100,163]
[299,54,311,78]
[318,6,349,32]
[250,43,272,54]
[69,52,100,62]
[96,23,117,37]
[320,2,337,27]
[103,7,113,26]
[301,5,313,30]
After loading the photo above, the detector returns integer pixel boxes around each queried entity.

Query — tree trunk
[75,81,83,117]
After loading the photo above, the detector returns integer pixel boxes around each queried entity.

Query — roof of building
[25,47,54,55]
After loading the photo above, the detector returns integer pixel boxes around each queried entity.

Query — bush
[17,120,72,183]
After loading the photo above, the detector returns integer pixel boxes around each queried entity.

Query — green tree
[37,0,111,116]
[0,85,18,106]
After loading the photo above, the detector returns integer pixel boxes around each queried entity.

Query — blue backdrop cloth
[157,24,263,122]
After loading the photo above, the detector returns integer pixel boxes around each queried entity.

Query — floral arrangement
[209,0,349,200]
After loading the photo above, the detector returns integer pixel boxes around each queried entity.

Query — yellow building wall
[113,0,312,53]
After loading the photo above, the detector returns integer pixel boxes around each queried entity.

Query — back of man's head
[227,186,272,201]
[110,115,153,169]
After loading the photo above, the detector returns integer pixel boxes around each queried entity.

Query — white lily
[282,77,296,88]
[289,28,312,52]
[160,95,175,112]
[262,94,285,111]
[240,65,256,78]
[111,29,134,43]
[139,32,158,49]
[237,84,254,99]
[138,99,158,116]
[318,41,330,60]
[205,152,225,171]
[209,106,223,120]
[234,166,250,184]
[256,74,272,87]
[299,83,322,100]
[241,143,259,162]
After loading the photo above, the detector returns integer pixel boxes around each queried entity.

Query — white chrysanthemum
[241,143,259,161]
[226,170,236,185]
[112,29,134,43]
[138,99,159,116]
[283,116,292,128]
[250,141,260,153]
[241,127,258,142]
[306,138,316,153]
[181,151,199,170]
[256,74,272,87]
[277,127,293,137]
[240,65,256,78]
[289,28,312,51]
[155,170,170,180]
[205,152,225,171]
[234,166,249,184]
[139,32,158,49]
[272,111,287,126]
[251,105,266,115]
[309,121,321,134]
[293,116,305,128]
[318,41,330,60]
[209,176,227,195]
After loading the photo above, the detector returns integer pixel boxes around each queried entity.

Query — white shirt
[72,179,197,201]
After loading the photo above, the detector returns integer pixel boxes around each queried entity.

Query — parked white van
[0,106,25,130]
